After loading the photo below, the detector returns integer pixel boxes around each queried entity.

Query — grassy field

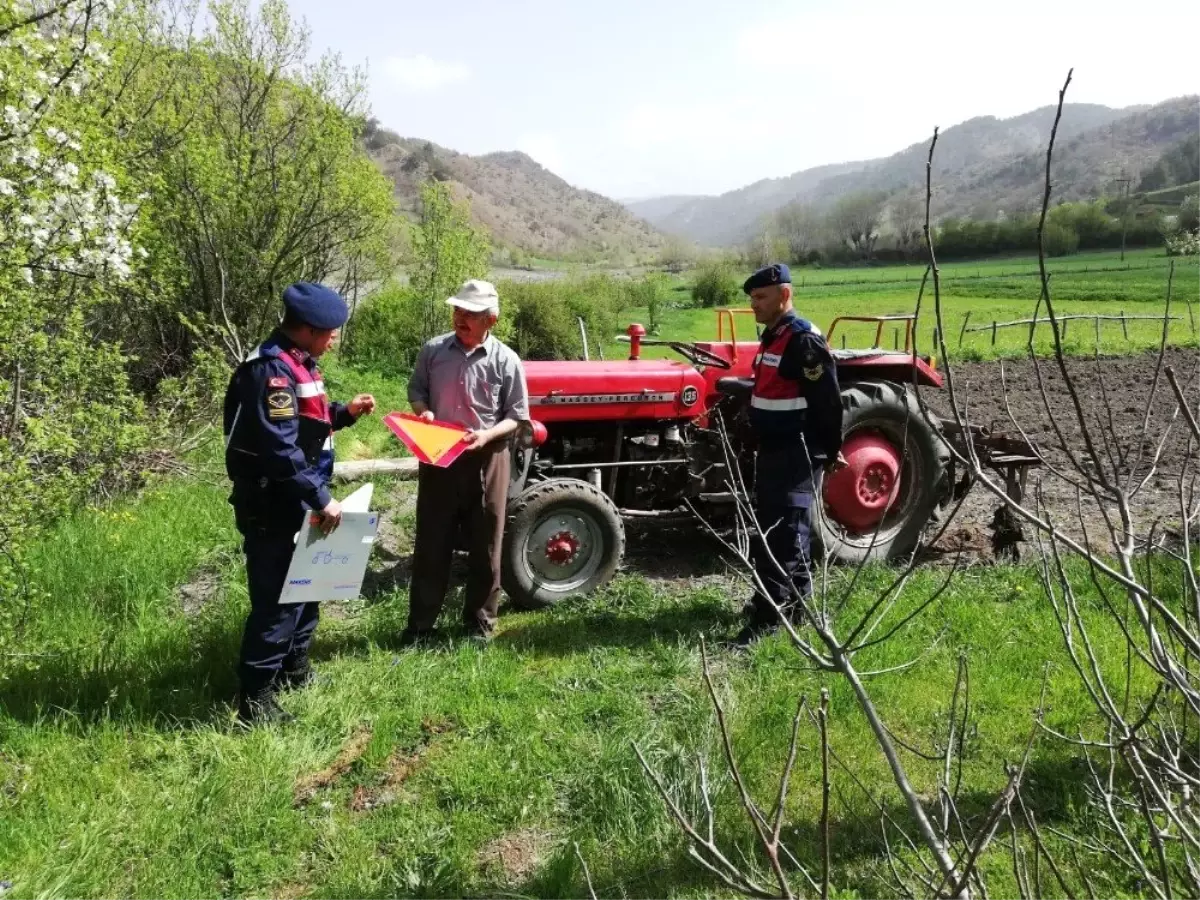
[0,461,1162,899]
[0,338,1175,900]
[604,248,1199,362]
[2,251,1196,898]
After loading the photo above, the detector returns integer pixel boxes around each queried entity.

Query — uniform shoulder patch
[803,365,824,381]
[267,376,290,389]
[265,388,297,420]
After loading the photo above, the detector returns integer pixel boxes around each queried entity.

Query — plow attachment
[939,419,1043,560]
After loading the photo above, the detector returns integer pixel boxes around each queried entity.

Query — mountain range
[363,95,1198,259]
[363,123,664,264]
[625,96,1199,247]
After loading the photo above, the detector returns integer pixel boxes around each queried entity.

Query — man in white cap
[402,279,530,643]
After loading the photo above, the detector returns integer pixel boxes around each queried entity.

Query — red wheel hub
[823,432,902,532]
[544,531,580,565]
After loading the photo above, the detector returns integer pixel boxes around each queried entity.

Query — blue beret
[282,282,348,330]
[742,263,791,294]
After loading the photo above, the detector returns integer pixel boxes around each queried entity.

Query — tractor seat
[716,377,754,398]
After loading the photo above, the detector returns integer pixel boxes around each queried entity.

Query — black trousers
[237,526,317,691]
[749,444,816,625]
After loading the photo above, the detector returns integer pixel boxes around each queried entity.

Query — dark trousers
[407,442,511,634]
[238,528,317,690]
[749,445,815,625]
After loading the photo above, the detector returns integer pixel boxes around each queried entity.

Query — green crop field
[603,249,1199,363]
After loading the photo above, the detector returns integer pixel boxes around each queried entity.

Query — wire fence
[794,258,1183,291]
[830,303,1198,353]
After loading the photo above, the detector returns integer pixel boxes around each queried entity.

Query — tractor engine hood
[524,360,708,422]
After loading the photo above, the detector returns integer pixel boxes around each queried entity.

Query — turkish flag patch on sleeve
[267,376,289,388]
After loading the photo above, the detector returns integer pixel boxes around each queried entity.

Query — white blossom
[0,178,13,196]
[3,106,20,128]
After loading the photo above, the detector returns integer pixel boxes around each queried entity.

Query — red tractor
[499,310,1038,610]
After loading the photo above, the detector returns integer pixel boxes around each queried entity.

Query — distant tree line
[730,184,1197,268]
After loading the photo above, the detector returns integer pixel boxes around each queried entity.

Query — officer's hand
[417,410,435,422]
[349,394,376,417]
[317,498,343,535]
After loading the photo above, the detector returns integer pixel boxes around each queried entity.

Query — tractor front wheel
[813,380,950,564]
[502,478,626,610]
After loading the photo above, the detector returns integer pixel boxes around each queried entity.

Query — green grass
[0,460,1171,898]
[318,357,411,460]
[609,250,1199,362]
[3,255,1196,897]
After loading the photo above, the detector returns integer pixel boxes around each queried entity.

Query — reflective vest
[226,341,335,482]
[750,315,822,441]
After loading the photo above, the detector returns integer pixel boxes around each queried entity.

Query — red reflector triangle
[383,412,471,468]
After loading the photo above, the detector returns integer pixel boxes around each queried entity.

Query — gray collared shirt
[408,332,530,431]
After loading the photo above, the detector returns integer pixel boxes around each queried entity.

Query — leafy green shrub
[1042,221,1080,257]
[342,280,430,377]
[691,260,741,308]
[496,274,627,361]
[628,273,672,333]
[504,285,585,361]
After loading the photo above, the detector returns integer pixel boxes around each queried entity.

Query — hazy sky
[285,0,1200,200]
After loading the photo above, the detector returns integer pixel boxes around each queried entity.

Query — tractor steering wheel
[667,341,733,370]
[616,335,733,369]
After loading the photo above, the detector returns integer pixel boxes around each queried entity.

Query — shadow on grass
[334,753,1095,900]
[1,615,243,727]
[328,837,723,900]
[496,595,741,658]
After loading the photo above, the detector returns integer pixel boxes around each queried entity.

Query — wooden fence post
[991,320,998,346]
[1121,310,1128,340]
[893,327,899,350]
[1094,315,1101,348]
[958,311,972,348]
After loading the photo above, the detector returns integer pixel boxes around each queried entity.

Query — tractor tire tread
[502,477,626,610]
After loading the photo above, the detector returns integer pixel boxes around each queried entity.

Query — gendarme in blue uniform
[742,263,843,637]
[222,282,362,721]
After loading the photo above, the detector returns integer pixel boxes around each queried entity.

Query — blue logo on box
[288,578,312,586]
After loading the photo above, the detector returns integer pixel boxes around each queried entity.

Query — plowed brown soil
[925,347,1200,559]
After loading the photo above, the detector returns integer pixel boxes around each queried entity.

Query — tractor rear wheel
[502,478,626,610]
[812,380,950,564]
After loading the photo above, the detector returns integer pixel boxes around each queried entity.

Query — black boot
[280,651,315,691]
[727,618,779,650]
[236,682,294,726]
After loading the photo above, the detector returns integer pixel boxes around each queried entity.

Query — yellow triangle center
[399,418,466,461]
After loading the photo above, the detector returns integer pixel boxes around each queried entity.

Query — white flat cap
[446,278,500,313]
